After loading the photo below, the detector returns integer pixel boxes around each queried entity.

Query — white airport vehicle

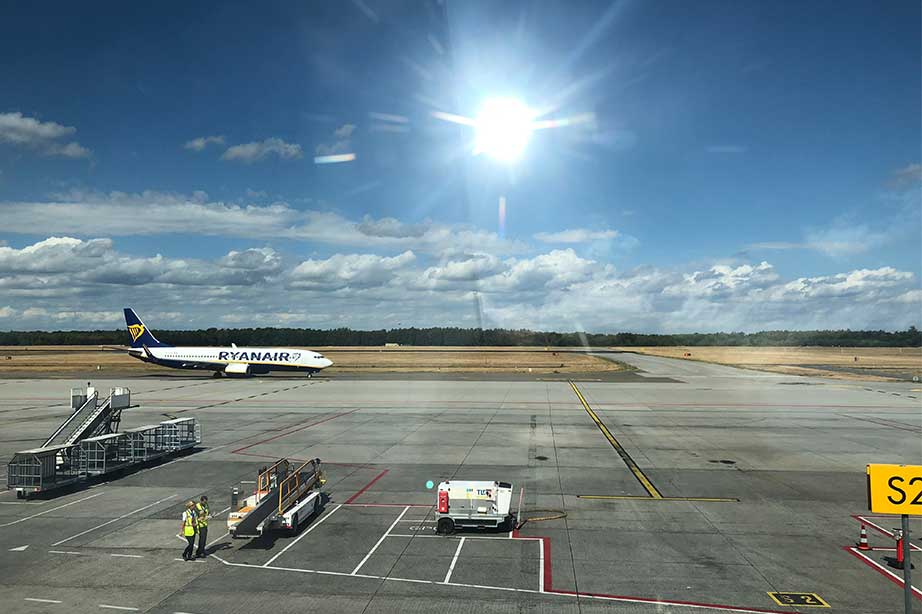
[228,458,325,537]
[123,308,333,377]
[435,480,516,534]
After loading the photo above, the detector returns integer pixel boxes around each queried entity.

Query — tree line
[0,326,919,347]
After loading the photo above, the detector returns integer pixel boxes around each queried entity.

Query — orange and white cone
[857,525,871,551]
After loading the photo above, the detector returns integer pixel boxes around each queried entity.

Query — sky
[0,0,919,333]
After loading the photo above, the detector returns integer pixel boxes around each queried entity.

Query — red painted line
[230,409,360,454]
[510,528,792,613]
[844,546,922,599]
[344,469,388,504]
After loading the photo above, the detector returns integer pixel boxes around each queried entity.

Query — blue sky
[0,1,919,332]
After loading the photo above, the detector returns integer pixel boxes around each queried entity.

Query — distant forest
[1,327,919,347]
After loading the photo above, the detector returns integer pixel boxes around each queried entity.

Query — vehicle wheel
[437,517,455,535]
[16,490,25,499]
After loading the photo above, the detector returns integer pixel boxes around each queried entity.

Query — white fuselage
[128,345,333,375]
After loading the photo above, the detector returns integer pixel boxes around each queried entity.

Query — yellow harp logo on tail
[128,324,145,343]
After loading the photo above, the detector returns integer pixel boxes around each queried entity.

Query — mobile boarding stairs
[7,384,201,497]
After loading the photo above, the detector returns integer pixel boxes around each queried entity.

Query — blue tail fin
[123,308,171,348]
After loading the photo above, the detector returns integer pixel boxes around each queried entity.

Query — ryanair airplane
[124,308,333,377]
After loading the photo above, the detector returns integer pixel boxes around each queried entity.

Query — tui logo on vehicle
[128,324,145,342]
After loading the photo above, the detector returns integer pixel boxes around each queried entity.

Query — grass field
[618,346,922,381]
[0,346,625,375]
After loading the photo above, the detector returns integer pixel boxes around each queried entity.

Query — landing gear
[212,371,224,378]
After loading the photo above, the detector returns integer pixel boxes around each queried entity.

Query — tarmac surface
[0,351,920,613]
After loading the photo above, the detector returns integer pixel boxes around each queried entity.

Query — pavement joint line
[0,492,103,527]
[24,598,63,604]
[568,380,663,498]
[441,536,465,584]
[48,550,82,555]
[263,503,342,567]
[52,494,178,546]
[351,505,409,575]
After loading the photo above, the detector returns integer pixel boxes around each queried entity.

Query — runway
[0,353,919,613]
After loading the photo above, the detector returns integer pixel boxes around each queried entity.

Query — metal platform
[6,385,201,497]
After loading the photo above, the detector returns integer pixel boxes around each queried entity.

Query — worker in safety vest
[181,501,197,561]
[194,495,210,558]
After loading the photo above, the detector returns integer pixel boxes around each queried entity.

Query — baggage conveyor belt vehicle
[228,458,325,538]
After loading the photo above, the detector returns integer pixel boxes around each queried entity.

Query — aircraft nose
[322,358,333,368]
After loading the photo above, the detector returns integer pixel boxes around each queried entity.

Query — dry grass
[0,346,625,374]
[618,346,922,381]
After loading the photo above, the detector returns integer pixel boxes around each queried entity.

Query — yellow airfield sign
[867,464,922,515]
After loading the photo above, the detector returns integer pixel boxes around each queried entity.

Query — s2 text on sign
[866,464,922,515]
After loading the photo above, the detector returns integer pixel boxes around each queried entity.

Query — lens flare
[473,97,535,162]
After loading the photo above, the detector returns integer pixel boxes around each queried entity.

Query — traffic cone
[857,525,871,551]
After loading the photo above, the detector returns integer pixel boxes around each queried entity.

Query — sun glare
[474,97,535,162]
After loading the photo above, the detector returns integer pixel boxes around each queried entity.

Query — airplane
[123,308,333,377]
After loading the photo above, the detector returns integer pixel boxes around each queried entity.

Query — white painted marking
[442,537,465,583]
[538,538,545,592]
[24,598,62,604]
[0,492,103,527]
[98,605,139,611]
[263,504,342,567]
[848,547,922,597]
[110,553,143,558]
[0,501,44,505]
[9,544,29,551]
[858,515,922,551]
[215,552,783,613]
[52,494,177,546]
[48,550,82,555]
[351,506,409,575]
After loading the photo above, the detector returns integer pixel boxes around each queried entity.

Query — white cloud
[222,138,302,163]
[423,254,503,282]
[315,123,355,156]
[289,251,415,290]
[890,162,922,187]
[534,228,620,243]
[183,135,225,151]
[0,112,91,158]
[0,190,525,257]
[0,235,917,332]
[0,237,283,293]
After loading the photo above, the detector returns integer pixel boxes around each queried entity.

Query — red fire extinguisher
[438,490,449,514]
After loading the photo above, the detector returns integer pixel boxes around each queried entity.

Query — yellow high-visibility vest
[182,511,196,536]
[195,502,209,528]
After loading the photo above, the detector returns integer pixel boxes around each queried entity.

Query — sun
[473,97,535,162]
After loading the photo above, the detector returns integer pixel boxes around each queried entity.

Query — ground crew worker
[181,501,197,561]
[195,495,210,558]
